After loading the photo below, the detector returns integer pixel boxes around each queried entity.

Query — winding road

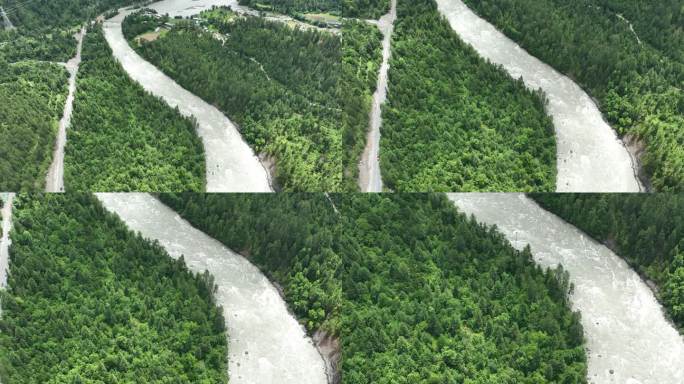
[448,193,684,384]
[436,0,642,192]
[45,26,86,193]
[0,193,15,325]
[96,193,327,384]
[1,6,14,30]
[103,1,272,192]
[0,193,10,384]
[358,0,396,192]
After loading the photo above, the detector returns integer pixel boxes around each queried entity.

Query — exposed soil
[314,330,342,384]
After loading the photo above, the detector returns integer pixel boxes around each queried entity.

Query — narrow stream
[436,0,642,192]
[45,26,86,193]
[96,193,328,384]
[103,1,272,192]
[615,14,641,45]
[448,193,684,384]
[358,0,396,192]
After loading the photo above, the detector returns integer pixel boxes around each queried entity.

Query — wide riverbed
[436,0,641,192]
[96,193,328,384]
[449,193,684,384]
[103,2,272,192]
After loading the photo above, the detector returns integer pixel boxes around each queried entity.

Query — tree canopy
[0,61,68,191]
[464,0,684,191]
[126,8,381,190]
[65,24,206,191]
[161,192,588,382]
[381,0,557,191]
[0,193,228,383]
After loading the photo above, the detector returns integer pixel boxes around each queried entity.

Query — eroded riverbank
[96,193,327,384]
[436,0,641,192]
[449,193,684,384]
[45,26,86,193]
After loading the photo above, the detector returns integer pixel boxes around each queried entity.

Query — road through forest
[358,0,396,192]
[45,26,86,192]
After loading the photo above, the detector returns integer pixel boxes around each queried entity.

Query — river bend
[103,3,272,192]
[448,193,684,384]
[96,193,327,384]
[436,0,641,192]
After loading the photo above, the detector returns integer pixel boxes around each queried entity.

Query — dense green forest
[127,8,379,191]
[381,0,556,192]
[532,194,684,332]
[0,193,227,382]
[237,0,390,19]
[0,61,68,191]
[1,0,135,30]
[593,0,684,62]
[340,20,383,190]
[161,193,587,382]
[0,0,140,62]
[0,0,155,192]
[121,7,169,41]
[0,28,76,63]
[463,0,684,191]
[64,24,206,191]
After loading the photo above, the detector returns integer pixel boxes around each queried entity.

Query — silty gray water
[358,0,396,192]
[448,193,684,384]
[96,193,328,384]
[145,0,244,17]
[436,0,642,192]
[103,2,272,192]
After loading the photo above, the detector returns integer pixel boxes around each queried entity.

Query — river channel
[436,0,642,192]
[449,193,684,384]
[103,1,272,192]
[96,193,328,384]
